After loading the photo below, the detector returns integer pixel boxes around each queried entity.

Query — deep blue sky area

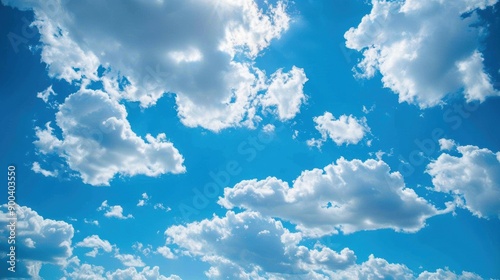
[1,1,500,279]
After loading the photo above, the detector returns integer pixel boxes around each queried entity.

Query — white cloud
[83,218,99,226]
[306,138,324,149]
[98,200,133,219]
[33,122,62,155]
[36,85,57,104]
[137,193,150,207]
[133,242,153,257]
[169,48,203,64]
[219,1,290,59]
[154,203,171,212]
[64,264,181,280]
[137,200,146,207]
[114,253,145,268]
[25,261,43,279]
[344,0,499,107]
[438,138,456,151]
[427,143,500,219]
[262,124,275,133]
[84,248,99,258]
[330,254,413,280]
[76,235,113,257]
[260,66,308,121]
[362,105,375,114]
[174,64,308,131]
[33,89,186,186]
[166,211,356,279]
[156,246,175,260]
[104,206,132,219]
[5,0,307,132]
[64,264,106,280]
[457,50,498,102]
[17,0,308,186]
[307,112,370,148]
[370,150,392,161]
[165,210,478,279]
[417,268,482,280]
[0,205,74,278]
[31,161,57,177]
[24,238,36,248]
[219,158,451,236]
[107,266,182,280]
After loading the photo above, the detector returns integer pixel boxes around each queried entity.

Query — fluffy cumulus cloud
[156,246,175,260]
[64,264,181,280]
[260,67,308,121]
[219,158,451,236]
[344,0,499,107]
[307,112,370,148]
[75,235,113,257]
[427,141,500,219]
[64,264,107,280]
[114,253,145,267]
[4,0,307,132]
[438,138,457,151]
[334,257,482,280]
[262,124,276,133]
[331,255,413,280]
[165,210,480,279]
[33,89,186,186]
[31,161,57,177]
[166,211,357,279]
[416,269,482,280]
[75,235,150,270]
[0,205,74,278]
[9,0,308,185]
[98,200,133,219]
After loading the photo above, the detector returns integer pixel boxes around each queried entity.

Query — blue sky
[1,0,500,279]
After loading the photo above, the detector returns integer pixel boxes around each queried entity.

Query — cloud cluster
[345,0,499,107]
[75,234,148,268]
[156,246,175,260]
[64,264,181,280]
[416,269,482,280]
[114,253,145,267]
[6,0,310,185]
[427,141,500,219]
[219,157,449,236]
[307,112,370,148]
[166,211,356,279]
[5,0,307,131]
[0,205,74,278]
[33,89,186,186]
[165,210,481,279]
